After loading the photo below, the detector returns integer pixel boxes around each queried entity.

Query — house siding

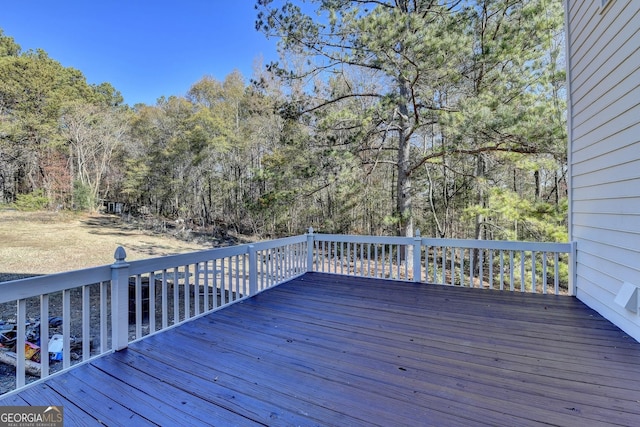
[565,0,640,341]
[567,0,640,341]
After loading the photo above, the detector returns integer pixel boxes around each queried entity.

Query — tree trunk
[472,153,485,276]
[396,78,413,239]
[396,77,413,267]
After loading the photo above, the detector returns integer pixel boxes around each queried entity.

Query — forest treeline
[0,0,567,242]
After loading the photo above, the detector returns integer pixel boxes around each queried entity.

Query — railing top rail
[127,235,306,275]
[421,238,572,252]
[313,233,411,245]
[312,233,571,252]
[0,265,112,304]
[127,244,248,275]
[251,234,307,250]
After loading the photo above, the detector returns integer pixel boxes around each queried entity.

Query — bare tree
[60,103,128,209]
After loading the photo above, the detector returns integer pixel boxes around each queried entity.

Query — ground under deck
[1,272,640,426]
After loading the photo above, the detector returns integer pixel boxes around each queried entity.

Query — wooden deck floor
[2,272,640,426]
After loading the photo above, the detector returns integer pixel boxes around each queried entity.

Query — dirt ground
[0,210,213,278]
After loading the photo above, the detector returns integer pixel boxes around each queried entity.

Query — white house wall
[566,0,640,341]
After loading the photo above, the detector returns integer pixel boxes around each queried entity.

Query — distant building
[103,200,124,214]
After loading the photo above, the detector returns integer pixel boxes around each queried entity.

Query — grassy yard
[0,210,211,276]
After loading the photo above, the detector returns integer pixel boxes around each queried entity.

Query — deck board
[2,272,640,426]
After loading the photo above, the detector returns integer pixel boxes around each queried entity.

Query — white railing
[0,235,307,395]
[311,230,575,295]
[0,229,575,396]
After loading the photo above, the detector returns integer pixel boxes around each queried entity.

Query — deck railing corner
[569,240,578,296]
[306,227,315,272]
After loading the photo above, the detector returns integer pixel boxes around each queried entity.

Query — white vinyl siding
[567,0,640,341]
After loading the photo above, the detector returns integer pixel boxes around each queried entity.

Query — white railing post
[306,227,315,272]
[569,241,577,296]
[111,246,130,351]
[248,245,257,295]
[413,230,422,282]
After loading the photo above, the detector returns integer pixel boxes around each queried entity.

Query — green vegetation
[0,0,568,243]
[14,190,49,211]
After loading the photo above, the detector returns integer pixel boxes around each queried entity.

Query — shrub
[14,190,50,211]
[73,181,94,211]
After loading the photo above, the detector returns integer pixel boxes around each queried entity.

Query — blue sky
[1,1,279,106]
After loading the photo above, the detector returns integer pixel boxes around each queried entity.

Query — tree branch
[301,93,384,115]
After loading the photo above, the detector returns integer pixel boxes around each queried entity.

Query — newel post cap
[113,246,127,265]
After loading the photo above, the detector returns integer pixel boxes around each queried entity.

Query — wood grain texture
[1,272,639,426]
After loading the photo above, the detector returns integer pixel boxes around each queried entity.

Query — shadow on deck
[1,272,639,426]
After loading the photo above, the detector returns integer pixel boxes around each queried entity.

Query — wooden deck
[1,272,640,426]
